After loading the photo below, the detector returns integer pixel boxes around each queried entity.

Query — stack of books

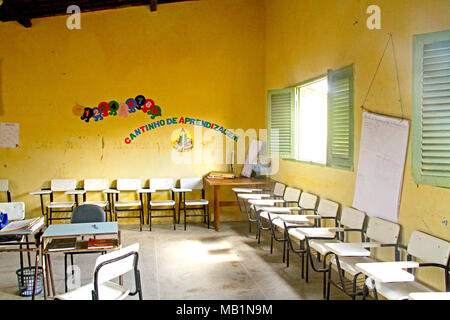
[207,171,235,179]
[0,217,44,234]
[87,238,117,249]
[47,238,77,252]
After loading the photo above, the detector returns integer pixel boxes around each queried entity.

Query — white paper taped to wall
[353,112,409,223]
[0,122,19,148]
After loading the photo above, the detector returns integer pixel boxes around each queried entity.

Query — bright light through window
[297,78,328,164]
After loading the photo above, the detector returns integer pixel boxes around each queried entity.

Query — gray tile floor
[0,222,350,300]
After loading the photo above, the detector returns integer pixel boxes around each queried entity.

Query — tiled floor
[0,222,350,300]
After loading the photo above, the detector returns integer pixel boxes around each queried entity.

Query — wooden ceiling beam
[150,0,157,12]
[1,0,31,27]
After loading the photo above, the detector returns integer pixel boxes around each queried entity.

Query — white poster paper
[0,122,19,148]
[353,112,409,223]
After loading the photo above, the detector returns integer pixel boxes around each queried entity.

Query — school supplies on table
[87,238,117,249]
[207,172,235,179]
[0,217,42,233]
[46,238,77,252]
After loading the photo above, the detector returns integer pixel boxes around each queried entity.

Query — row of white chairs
[29,178,209,231]
[233,183,450,300]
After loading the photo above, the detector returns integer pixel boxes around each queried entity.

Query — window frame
[412,29,450,188]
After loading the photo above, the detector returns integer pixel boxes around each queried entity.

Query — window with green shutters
[267,88,295,158]
[327,65,354,171]
[412,29,450,188]
[267,65,354,171]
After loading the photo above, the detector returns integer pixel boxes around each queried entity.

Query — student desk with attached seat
[0,218,45,300]
[41,221,121,298]
[204,177,272,231]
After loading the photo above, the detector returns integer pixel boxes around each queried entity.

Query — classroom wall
[0,0,266,222]
[265,0,450,291]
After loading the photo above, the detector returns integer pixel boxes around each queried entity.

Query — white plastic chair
[114,179,144,231]
[326,216,400,300]
[30,179,77,225]
[173,178,209,230]
[363,231,450,300]
[55,243,142,300]
[83,179,112,220]
[148,178,176,231]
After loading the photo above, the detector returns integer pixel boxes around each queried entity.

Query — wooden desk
[41,222,121,298]
[204,177,271,231]
[0,218,45,300]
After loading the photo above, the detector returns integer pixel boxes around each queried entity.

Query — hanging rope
[361,33,405,119]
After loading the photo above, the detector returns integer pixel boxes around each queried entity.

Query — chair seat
[55,281,130,300]
[277,214,313,225]
[47,202,75,209]
[288,228,306,241]
[114,200,141,208]
[272,218,300,230]
[331,256,376,276]
[83,201,108,207]
[309,239,342,255]
[365,277,433,300]
[259,212,277,221]
[184,199,208,206]
[150,200,175,207]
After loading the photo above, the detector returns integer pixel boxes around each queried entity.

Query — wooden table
[204,176,271,231]
[41,222,121,298]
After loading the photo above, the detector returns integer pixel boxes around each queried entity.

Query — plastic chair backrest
[116,179,141,191]
[71,204,106,224]
[283,187,301,202]
[0,180,8,192]
[84,179,109,191]
[317,199,339,218]
[150,178,175,190]
[0,202,25,221]
[180,178,203,190]
[407,231,450,266]
[94,243,139,284]
[273,182,286,197]
[51,179,76,192]
[340,207,366,229]
[366,217,400,244]
[298,192,318,209]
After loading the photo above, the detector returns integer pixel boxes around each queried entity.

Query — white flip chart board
[353,112,409,223]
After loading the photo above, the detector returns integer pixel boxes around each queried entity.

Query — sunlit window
[296,78,328,164]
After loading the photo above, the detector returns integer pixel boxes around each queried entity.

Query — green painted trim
[267,87,295,159]
[412,29,450,188]
[327,64,354,171]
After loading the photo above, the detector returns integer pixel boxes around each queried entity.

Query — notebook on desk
[0,217,43,233]
[47,237,77,252]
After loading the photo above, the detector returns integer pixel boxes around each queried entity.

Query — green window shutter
[327,65,354,171]
[267,88,295,159]
[412,29,450,187]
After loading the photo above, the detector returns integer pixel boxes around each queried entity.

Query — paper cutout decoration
[171,128,193,152]
[118,103,129,118]
[135,95,145,110]
[81,107,94,122]
[92,107,103,122]
[0,122,19,148]
[76,94,162,123]
[72,104,84,116]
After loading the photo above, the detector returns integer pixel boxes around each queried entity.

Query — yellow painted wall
[0,0,266,222]
[266,0,450,291]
